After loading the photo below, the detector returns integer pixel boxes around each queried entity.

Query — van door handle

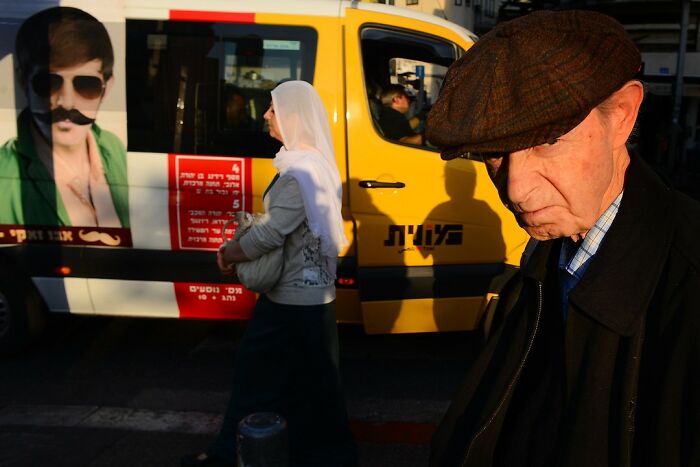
[358,180,406,189]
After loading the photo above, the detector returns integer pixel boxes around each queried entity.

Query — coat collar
[523,156,675,336]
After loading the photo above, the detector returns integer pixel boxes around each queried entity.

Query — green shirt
[0,110,129,227]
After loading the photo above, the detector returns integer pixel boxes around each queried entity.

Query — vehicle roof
[345,1,477,43]
[131,0,477,45]
[0,0,476,44]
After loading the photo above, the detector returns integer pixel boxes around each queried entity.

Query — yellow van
[0,0,528,351]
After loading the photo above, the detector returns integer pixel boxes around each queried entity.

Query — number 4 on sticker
[231,164,240,173]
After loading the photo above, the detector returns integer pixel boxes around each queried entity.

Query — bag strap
[263,173,280,200]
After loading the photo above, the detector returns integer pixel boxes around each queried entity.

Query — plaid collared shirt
[560,192,623,278]
[558,192,623,317]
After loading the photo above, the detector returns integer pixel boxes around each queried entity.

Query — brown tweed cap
[426,10,641,160]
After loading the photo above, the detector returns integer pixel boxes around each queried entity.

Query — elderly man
[0,6,128,228]
[425,10,699,467]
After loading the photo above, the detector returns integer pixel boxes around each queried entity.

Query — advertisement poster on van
[0,3,261,323]
[0,4,130,247]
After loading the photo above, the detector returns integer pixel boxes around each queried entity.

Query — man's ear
[102,75,115,100]
[610,80,644,148]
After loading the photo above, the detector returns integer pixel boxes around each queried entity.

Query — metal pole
[669,0,691,173]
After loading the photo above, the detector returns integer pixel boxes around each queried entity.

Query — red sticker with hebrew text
[168,154,252,251]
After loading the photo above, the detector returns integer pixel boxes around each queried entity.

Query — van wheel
[0,283,47,354]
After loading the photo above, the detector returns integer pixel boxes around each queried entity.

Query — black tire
[0,281,47,354]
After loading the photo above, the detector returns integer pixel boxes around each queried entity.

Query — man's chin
[524,225,588,242]
[51,126,89,149]
[523,225,568,241]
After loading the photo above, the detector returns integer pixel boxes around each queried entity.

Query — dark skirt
[210,294,357,466]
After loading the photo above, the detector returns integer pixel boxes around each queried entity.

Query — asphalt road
[0,314,482,466]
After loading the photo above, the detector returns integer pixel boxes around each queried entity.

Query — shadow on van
[347,178,405,333]
[419,163,506,331]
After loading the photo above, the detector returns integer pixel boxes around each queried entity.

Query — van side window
[361,27,462,148]
[126,21,317,157]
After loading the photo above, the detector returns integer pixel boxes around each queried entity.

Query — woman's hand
[217,240,251,275]
[217,243,236,276]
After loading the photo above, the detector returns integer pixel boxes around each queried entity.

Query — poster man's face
[27,58,110,151]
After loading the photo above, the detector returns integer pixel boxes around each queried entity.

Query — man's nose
[54,79,76,109]
[506,149,535,209]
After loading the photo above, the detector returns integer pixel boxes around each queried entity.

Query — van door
[343,8,528,333]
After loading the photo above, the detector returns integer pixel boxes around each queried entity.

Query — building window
[406,0,419,5]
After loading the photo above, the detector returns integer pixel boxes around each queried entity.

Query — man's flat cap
[426,10,641,160]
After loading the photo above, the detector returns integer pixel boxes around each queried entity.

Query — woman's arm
[217,176,305,274]
[238,176,305,255]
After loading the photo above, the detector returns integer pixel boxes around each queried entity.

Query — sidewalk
[0,399,444,466]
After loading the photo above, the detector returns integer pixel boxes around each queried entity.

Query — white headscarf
[270,81,348,258]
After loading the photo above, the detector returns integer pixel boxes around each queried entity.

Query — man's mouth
[515,207,550,226]
[51,107,95,125]
[33,107,95,126]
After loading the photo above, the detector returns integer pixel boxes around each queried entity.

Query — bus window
[361,27,462,147]
[126,21,317,157]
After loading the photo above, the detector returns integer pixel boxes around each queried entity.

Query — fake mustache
[78,230,122,246]
[33,107,96,126]
[51,107,96,125]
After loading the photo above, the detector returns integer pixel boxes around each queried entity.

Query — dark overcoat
[431,156,700,467]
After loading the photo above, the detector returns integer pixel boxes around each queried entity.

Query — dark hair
[16,7,114,83]
[380,84,408,106]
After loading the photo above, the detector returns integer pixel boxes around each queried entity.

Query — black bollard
[237,412,289,467]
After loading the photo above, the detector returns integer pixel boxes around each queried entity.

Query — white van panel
[127,152,171,250]
[33,277,92,314]
[87,279,179,318]
[0,55,17,144]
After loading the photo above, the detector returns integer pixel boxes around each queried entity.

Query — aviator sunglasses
[31,72,105,100]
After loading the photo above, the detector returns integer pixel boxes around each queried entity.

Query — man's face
[391,93,411,115]
[483,109,620,241]
[26,58,108,151]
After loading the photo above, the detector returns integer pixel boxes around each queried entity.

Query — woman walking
[182,81,357,467]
